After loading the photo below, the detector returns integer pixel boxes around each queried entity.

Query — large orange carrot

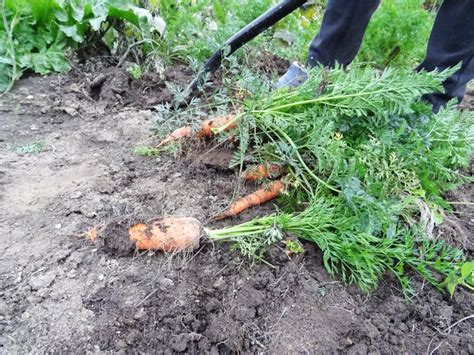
[129,217,201,252]
[213,180,284,221]
[156,114,237,148]
[242,163,283,181]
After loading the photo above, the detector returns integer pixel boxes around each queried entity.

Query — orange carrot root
[241,163,283,181]
[83,226,98,242]
[156,114,237,148]
[213,180,284,221]
[156,126,192,148]
[128,217,201,252]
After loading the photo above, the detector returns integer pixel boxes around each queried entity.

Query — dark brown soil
[0,66,472,354]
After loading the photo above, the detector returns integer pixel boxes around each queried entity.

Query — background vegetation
[1,0,436,92]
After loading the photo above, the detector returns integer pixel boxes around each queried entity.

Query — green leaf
[212,0,227,24]
[461,262,474,279]
[0,63,13,92]
[58,24,83,43]
[70,0,85,21]
[107,3,166,36]
[54,7,69,22]
[89,16,106,31]
[445,277,457,297]
[20,47,70,75]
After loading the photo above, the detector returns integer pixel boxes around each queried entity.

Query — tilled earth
[0,68,473,354]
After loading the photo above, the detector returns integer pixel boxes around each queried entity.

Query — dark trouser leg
[417,0,474,111]
[307,0,380,68]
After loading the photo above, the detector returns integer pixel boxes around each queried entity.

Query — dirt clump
[94,220,136,256]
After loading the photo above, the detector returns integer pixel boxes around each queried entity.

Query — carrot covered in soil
[128,217,201,252]
[213,180,284,221]
[242,163,284,181]
[156,114,238,148]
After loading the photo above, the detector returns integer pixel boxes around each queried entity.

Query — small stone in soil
[0,301,10,316]
[37,288,50,298]
[29,271,57,290]
[171,334,191,352]
[70,191,83,199]
[158,277,174,288]
[53,249,71,263]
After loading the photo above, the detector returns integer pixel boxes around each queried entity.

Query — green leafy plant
[0,0,165,92]
[356,0,434,68]
[207,66,474,296]
[134,145,161,156]
[284,239,305,254]
[126,63,142,80]
[9,140,45,154]
[444,261,474,297]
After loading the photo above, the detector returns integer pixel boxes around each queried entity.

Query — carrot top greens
[207,66,474,297]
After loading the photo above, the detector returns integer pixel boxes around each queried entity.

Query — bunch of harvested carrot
[156,113,238,148]
[213,180,284,221]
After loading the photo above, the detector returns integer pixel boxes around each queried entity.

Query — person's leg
[307,0,381,68]
[276,0,380,87]
[417,0,474,111]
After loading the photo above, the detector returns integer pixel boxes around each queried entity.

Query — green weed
[444,261,474,297]
[284,239,305,254]
[126,63,142,80]
[9,140,45,154]
[134,145,161,156]
[357,0,434,68]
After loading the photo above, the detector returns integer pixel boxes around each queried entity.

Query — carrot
[156,126,192,148]
[128,217,201,252]
[197,113,238,138]
[84,226,98,242]
[213,180,284,221]
[156,114,237,148]
[242,163,283,181]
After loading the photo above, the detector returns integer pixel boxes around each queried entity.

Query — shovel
[183,0,309,99]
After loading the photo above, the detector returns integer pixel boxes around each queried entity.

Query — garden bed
[0,64,472,353]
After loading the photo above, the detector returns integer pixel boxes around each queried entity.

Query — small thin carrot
[156,126,192,148]
[242,163,284,181]
[156,114,237,148]
[81,226,99,242]
[213,180,284,221]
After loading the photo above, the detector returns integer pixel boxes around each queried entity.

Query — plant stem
[212,111,245,134]
[271,125,340,194]
[2,0,17,94]
[262,89,391,112]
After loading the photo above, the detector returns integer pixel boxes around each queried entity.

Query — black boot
[417,0,474,112]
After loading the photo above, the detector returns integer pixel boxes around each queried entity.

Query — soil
[0,65,473,354]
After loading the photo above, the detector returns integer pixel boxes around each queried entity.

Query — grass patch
[9,140,45,154]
